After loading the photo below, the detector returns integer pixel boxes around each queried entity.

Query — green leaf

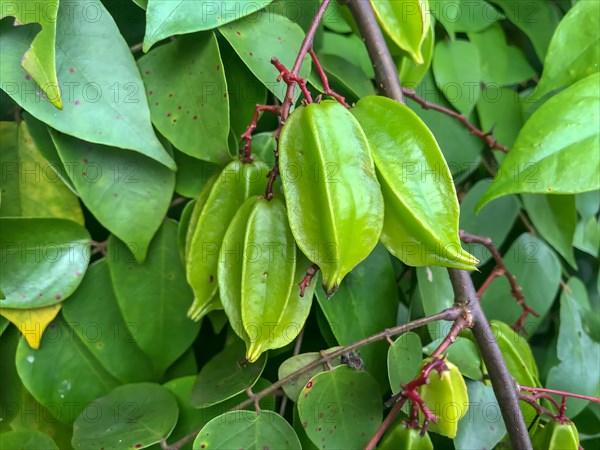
[279,101,384,292]
[144,0,275,51]
[138,32,231,164]
[477,73,600,209]
[15,316,120,423]
[193,410,301,450]
[0,122,83,224]
[468,24,536,86]
[0,1,61,109]
[369,0,430,64]
[430,0,503,34]
[432,40,482,115]
[476,87,524,150]
[547,278,600,418]
[72,383,178,450]
[407,71,482,176]
[352,96,477,270]
[574,216,600,257]
[220,39,268,138]
[310,53,376,100]
[174,151,219,199]
[423,336,483,380]
[0,1,175,169]
[219,12,310,102]
[398,20,434,88]
[107,220,200,375]
[0,218,90,308]
[481,234,561,334]
[0,326,22,426]
[460,179,520,266]
[278,349,343,403]
[0,429,58,450]
[61,260,157,383]
[319,31,375,79]
[416,266,455,338]
[455,381,507,449]
[190,339,266,408]
[387,332,422,394]
[522,194,577,268]
[50,130,175,261]
[490,0,560,60]
[297,366,382,449]
[535,0,599,98]
[315,244,398,388]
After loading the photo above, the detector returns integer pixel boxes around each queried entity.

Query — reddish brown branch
[459,230,539,332]
[271,58,313,104]
[308,49,350,107]
[430,309,473,358]
[299,263,319,297]
[402,88,509,153]
[240,104,280,162]
[519,384,600,420]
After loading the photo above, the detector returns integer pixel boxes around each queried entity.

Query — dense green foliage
[0,0,598,449]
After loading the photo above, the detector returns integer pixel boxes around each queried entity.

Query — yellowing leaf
[1,304,61,349]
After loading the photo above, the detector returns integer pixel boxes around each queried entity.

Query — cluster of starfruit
[183,96,478,362]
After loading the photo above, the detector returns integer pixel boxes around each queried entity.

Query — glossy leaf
[476,87,524,150]
[490,0,560,60]
[0,304,60,349]
[50,130,174,261]
[311,53,376,100]
[190,339,266,408]
[535,0,599,98]
[0,1,61,109]
[108,220,200,375]
[297,366,382,449]
[492,320,540,384]
[429,0,503,34]
[319,31,375,78]
[280,101,384,293]
[0,1,175,169]
[387,332,422,394]
[370,0,430,64]
[219,12,310,102]
[477,74,600,209]
[315,244,398,388]
[468,24,536,86]
[547,278,600,417]
[481,234,561,334]
[459,179,520,266]
[455,381,507,449]
[278,349,343,403]
[352,96,477,270]
[138,32,231,164]
[0,218,90,308]
[398,21,434,88]
[407,71,482,175]
[419,358,469,438]
[573,216,600,257]
[144,0,275,51]
[62,260,156,383]
[0,122,83,223]
[416,266,455,339]
[174,153,219,201]
[187,160,269,321]
[15,316,120,423]
[432,40,482,115]
[0,429,58,450]
[72,383,178,450]
[522,194,577,268]
[193,410,301,450]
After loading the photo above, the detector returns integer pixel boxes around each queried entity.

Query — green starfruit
[351,96,478,270]
[379,422,434,450]
[279,100,384,295]
[531,420,580,450]
[186,160,269,321]
[218,196,304,362]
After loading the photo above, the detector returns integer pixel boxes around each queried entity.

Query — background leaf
[0,218,90,308]
[387,331,422,394]
[0,1,175,169]
[430,0,503,34]
[108,220,200,375]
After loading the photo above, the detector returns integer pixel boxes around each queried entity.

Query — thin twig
[308,49,350,107]
[299,263,319,297]
[402,88,509,153]
[240,104,280,162]
[459,230,539,332]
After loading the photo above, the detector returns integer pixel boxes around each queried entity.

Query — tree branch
[343,2,532,448]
